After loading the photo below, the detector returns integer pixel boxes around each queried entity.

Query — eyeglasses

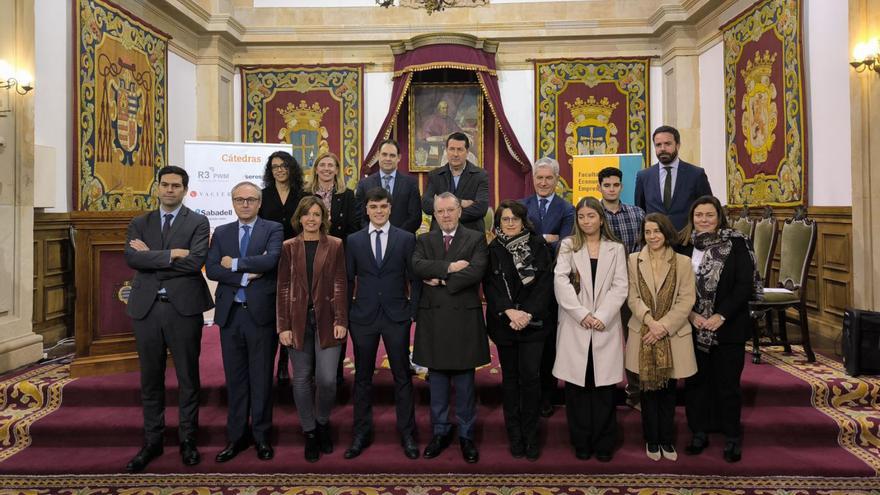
[500,216,522,223]
[232,197,260,205]
[271,165,287,171]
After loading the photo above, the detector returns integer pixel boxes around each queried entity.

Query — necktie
[663,166,673,211]
[374,229,383,265]
[236,225,251,302]
[539,198,548,220]
[382,175,392,193]
[161,213,172,243]
[443,234,453,252]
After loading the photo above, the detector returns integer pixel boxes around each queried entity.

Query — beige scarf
[638,252,676,391]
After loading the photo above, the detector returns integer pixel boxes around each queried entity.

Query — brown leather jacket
[276,233,348,350]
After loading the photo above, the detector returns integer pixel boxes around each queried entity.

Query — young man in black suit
[124,166,214,472]
[355,139,423,233]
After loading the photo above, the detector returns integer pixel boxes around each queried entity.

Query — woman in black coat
[258,150,305,384]
[305,151,360,245]
[677,195,761,463]
[484,199,556,461]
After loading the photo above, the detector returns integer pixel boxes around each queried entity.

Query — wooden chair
[731,205,755,239]
[749,207,818,362]
[748,207,781,363]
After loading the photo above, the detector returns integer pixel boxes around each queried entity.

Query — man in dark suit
[343,187,420,460]
[205,181,283,463]
[355,138,422,234]
[635,125,712,230]
[412,192,489,463]
[124,166,214,472]
[421,132,489,233]
[519,156,574,418]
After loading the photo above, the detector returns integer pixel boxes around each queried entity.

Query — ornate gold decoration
[379,0,488,15]
[740,50,778,164]
[276,100,330,169]
[563,96,620,159]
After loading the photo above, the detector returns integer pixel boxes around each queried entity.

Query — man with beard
[634,126,712,230]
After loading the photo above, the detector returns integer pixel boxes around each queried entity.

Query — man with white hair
[520,157,575,418]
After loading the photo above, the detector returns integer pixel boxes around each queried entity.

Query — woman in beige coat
[553,197,628,462]
[625,213,696,462]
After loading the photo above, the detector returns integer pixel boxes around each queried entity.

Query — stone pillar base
[0,332,44,374]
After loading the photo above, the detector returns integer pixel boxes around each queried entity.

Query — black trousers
[496,339,544,445]
[132,298,203,445]
[685,343,745,440]
[564,350,617,454]
[219,304,277,444]
[350,313,415,438]
[641,379,677,445]
[540,325,559,405]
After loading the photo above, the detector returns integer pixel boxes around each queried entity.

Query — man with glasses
[206,182,284,463]
[124,166,214,472]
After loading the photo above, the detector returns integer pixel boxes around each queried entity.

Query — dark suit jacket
[346,224,420,325]
[205,217,284,328]
[634,160,712,230]
[484,232,555,345]
[277,234,348,351]
[679,237,755,344]
[421,161,489,233]
[412,227,490,370]
[259,185,304,240]
[124,206,214,320]
[325,189,361,244]
[520,194,575,252]
[355,171,422,234]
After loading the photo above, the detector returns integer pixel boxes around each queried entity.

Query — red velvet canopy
[363,34,532,205]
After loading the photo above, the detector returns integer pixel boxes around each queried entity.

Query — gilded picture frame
[408,83,483,172]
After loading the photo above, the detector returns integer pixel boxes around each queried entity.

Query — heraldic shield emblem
[741,51,778,165]
[564,96,620,160]
[109,65,145,166]
[277,100,330,169]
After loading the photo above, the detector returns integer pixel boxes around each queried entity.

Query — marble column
[196,35,235,142]
[659,26,702,164]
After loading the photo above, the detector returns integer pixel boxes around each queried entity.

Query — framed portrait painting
[408,83,483,172]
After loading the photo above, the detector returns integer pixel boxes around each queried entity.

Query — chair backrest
[777,207,817,292]
[732,216,755,239]
[751,207,778,284]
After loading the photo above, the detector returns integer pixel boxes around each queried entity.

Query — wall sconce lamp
[851,40,880,73]
[0,60,33,116]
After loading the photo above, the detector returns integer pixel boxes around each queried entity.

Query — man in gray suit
[124,166,214,473]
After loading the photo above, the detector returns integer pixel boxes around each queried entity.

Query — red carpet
[0,326,875,477]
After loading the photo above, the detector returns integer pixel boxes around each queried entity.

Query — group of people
[123,126,760,473]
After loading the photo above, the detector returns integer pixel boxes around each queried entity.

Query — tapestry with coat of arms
[723,0,807,207]
[534,58,650,201]
[75,0,169,211]
[241,65,363,189]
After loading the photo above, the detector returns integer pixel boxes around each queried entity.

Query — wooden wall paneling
[33,213,74,346]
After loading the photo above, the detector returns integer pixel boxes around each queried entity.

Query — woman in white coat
[553,196,628,462]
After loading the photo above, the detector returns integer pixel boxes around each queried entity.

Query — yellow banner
[572,155,618,204]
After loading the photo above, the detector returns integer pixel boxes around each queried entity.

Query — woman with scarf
[677,195,762,463]
[624,213,696,461]
[484,200,556,461]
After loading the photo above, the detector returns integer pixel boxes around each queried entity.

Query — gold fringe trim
[476,72,527,168]
[364,72,415,168]
[393,62,497,78]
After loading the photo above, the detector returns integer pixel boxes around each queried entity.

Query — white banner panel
[184,141,293,230]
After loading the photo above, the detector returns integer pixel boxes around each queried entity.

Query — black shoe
[215,438,250,463]
[343,433,373,459]
[575,448,591,460]
[459,438,479,463]
[509,438,525,458]
[539,402,554,418]
[315,421,333,454]
[180,439,200,466]
[401,435,419,459]
[595,450,613,462]
[422,432,452,459]
[723,440,742,463]
[685,433,709,455]
[256,441,274,460]
[125,443,163,473]
[304,430,320,462]
[525,442,540,461]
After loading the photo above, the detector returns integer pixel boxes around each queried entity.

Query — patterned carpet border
[757,344,880,474]
[0,473,878,493]
[0,363,73,462]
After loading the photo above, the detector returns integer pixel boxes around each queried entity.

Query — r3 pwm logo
[197,167,230,181]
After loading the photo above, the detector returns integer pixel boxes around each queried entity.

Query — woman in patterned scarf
[624,213,696,462]
[677,195,762,463]
[484,199,556,461]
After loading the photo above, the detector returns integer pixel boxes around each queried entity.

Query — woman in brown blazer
[625,213,696,462]
[277,196,348,463]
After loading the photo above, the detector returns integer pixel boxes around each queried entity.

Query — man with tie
[124,166,214,472]
[355,138,423,233]
[634,125,712,230]
[343,187,420,460]
[519,157,575,418]
[412,192,490,463]
[421,132,489,233]
[206,182,284,463]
